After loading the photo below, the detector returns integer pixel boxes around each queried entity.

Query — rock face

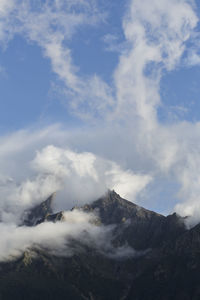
[1,190,200,300]
[81,191,186,250]
[22,193,56,226]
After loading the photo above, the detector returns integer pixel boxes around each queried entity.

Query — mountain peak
[22,193,56,226]
[80,190,186,250]
[21,190,186,251]
[82,189,163,225]
[2,191,196,300]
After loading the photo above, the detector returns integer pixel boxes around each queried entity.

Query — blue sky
[0,0,199,129]
[0,0,126,132]
[1,0,200,223]
[0,0,199,130]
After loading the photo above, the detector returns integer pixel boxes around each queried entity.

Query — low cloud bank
[0,209,139,262]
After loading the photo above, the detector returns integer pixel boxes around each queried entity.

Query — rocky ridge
[0,190,200,299]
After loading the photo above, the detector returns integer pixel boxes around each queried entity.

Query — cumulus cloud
[0,129,151,224]
[0,126,149,261]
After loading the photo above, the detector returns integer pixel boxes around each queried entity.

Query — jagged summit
[80,190,186,250]
[22,193,56,226]
[2,190,200,300]
[22,190,186,250]
[82,189,163,225]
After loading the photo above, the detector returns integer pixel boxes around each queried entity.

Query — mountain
[81,191,186,249]
[0,190,200,299]
[22,193,56,226]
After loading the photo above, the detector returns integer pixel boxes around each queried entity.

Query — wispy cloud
[0,0,200,229]
[5,0,114,120]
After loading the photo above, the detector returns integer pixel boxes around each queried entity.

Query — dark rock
[22,193,56,226]
[81,190,186,250]
[36,211,64,225]
[1,190,200,300]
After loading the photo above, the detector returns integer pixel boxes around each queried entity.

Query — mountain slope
[0,190,199,300]
[22,193,56,226]
[81,190,186,249]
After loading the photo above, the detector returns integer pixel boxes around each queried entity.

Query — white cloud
[0,0,114,119]
[0,203,143,261]
[186,50,200,66]
[0,127,151,225]
[0,209,123,261]
[0,0,200,228]
[106,164,152,201]
[112,0,198,127]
